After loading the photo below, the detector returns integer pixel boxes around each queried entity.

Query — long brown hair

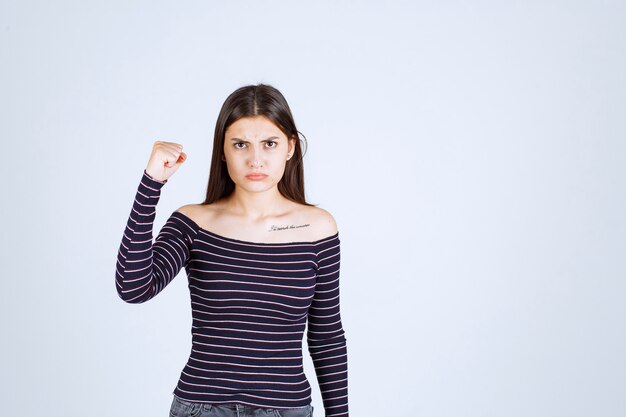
[202,84,315,206]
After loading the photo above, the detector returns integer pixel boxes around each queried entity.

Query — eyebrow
[229,136,280,143]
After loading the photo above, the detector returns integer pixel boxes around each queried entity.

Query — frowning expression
[223,115,296,191]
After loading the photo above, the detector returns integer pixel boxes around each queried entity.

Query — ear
[288,136,296,155]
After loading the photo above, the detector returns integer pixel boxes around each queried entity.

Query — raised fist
[145,140,187,182]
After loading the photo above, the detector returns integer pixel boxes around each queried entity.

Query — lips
[246,173,267,180]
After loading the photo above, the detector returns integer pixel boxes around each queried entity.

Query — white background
[1,1,625,416]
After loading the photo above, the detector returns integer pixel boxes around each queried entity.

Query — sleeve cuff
[142,169,168,186]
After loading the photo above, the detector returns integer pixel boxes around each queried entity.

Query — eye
[266,141,277,148]
[234,142,246,149]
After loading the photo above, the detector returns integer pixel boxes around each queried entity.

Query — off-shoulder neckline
[172,210,339,246]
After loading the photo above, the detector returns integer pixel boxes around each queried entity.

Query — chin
[237,180,277,192]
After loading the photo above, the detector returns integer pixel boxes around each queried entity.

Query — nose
[249,148,263,168]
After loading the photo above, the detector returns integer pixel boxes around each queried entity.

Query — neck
[225,185,287,220]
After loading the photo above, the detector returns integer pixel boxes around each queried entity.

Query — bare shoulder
[175,203,219,223]
[175,203,203,218]
[174,201,336,242]
[302,205,338,238]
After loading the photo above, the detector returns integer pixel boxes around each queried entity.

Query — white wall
[1,1,625,416]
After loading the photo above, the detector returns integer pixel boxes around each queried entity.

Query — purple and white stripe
[116,170,349,416]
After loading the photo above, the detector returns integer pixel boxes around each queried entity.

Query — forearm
[115,170,167,303]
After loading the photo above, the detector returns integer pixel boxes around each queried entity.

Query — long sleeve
[115,169,197,303]
[308,233,349,417]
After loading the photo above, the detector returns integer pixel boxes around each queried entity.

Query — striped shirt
[116,170,349,416]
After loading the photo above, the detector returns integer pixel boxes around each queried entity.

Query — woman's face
[223,115,296,193]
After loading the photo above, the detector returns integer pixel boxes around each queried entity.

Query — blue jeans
[169,396,314,417]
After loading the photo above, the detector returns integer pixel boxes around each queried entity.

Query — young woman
[115,84,349,417]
